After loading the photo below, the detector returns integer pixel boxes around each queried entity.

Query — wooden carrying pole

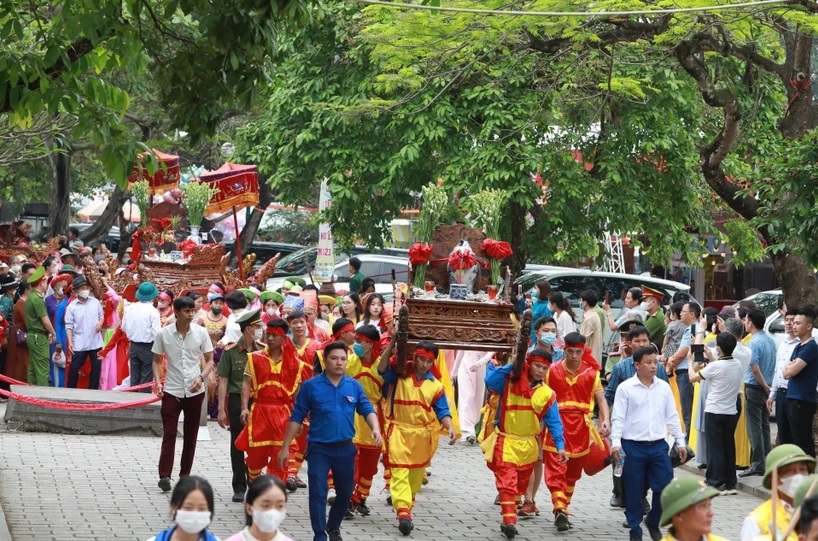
[396,305,410,375]
[511,309,532,380]
[232,206,244,282]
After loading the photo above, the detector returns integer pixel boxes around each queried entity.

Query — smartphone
[692,343,705,364]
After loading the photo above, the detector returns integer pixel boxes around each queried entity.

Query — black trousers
[788,398,818,457]
[228,393,248,493]
[68,349,101,389]
[704,411,738,489]
[775,389,792,445]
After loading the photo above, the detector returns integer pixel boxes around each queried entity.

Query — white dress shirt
[152,322,214,398]
[770,335,800,399]
[611,375,686,449]
[64,297,104,351]
[122,301,161,343]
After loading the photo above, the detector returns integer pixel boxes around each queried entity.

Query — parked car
[222,240,304,270]
[269,245,408,279]
[33,222,124,253]
[733,289,789,347]
[266,253,408,293]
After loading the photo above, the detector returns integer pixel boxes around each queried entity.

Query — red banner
[128,149,181,195]
[198,162,260,214]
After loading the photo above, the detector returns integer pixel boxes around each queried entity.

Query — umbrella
[128,149,180,195]
[76,200,141,223]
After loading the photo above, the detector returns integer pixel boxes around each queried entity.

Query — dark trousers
[129,341,154,392]
[745,385,771,470]
[621,439,673,540]
[704,411,738,489]
[676,369,694,439]
[68,349,101,389]
[788,398,818,457]
[228,393,248,493]
[0,349,8,391]
[307,442,357,541]
[776,389,792,445]
[158,392,205,479]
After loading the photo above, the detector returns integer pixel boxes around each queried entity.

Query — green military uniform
[644,308,666,350]
[25,267,50,386]
[349,271,366,294]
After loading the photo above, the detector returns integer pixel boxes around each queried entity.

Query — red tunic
[543,359,601,458]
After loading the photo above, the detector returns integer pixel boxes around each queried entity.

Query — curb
[0,496,11,541]
[680,463,770,500]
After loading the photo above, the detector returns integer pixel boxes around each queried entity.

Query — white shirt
[699,357,744,415]
[740,501,793,541]
[314,318,331,335]
[554,310,576,340]
[770,335,800,398]
[152,323,214,398]
[122,301,161,343]
[219,308,246,346]
[64,296,104,351]
[611,375,686,449]
[733,341,752,374]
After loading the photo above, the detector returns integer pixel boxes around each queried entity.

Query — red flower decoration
[178,239,197,257]
[408,242,433,266]
[481,238,513,260]
[448,250,476,271]
[151,217,173,231]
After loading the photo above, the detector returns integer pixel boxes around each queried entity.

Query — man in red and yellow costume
[285,310,319,491]
[377,339,457,536]
[544,332,610,532]
[347,324,386,517]
[236,317,310,484]
[483,349,567,540]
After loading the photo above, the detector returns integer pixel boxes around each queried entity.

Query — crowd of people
[5,245,818,541]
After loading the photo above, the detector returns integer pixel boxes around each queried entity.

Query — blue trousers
[621,439,673,539]
[307,442,357,541]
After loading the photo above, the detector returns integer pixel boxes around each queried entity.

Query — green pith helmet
[794,474,818,508]
[763,444,817,489]
[659,477,721,527]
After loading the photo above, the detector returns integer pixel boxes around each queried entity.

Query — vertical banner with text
[314,179,335,282]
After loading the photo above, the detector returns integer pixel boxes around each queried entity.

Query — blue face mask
[540,332,557,345]
[352,343,366,357]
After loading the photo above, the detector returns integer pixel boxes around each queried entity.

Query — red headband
[354,331,378,344]
[158,292,172,303]
[334,323,355,339]
[266,326,287,336]
[526,353,552,367]
[210,285,224,294]
[414,348,436,361]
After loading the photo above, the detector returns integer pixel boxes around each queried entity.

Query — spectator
[767,308,800,445]
[359,277,376,296]
[121,282,161,392]
[797,493,818,540]
[666,301,700,440]
[579,289,603,363]
[740,308,777,477]
[530,280,553,342]
[146,476,219,541]
[690,332,744,493]
[784,307,818,457]
[348,257,366,294]
[548,292,576,341]
[65,276,104,389]
[226,475,293,541]
[604,287,645,332]
[661,301,685,359]
[658,477,727,541]
[68,226,84,250]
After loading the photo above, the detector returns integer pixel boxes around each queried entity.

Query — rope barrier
[0,387,160,410]
[0,373,162,392]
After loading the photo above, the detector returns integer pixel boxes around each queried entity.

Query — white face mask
[266,307,277,317]
[253,327,264,342]
[158,301,169,309]
[54,286,64,295]
[639,301,650,311]
[10,266,21,275]
[49,264,59,275]
[78,289,90,299]
[780,473,807,499]
[252,507,286,533]
[174,509,211,534]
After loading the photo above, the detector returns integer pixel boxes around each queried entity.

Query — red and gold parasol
[198,162,259,215]
[128,149,181,195]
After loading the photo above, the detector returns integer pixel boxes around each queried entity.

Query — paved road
[0,418,763,541]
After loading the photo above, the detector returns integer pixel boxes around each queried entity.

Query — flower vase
[188,225,202,245]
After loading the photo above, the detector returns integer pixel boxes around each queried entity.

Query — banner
[314,179,334,282]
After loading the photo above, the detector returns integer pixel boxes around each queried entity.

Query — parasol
[128,149,181,195]
[77,200,141,223]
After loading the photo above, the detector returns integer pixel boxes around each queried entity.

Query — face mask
[639,301,650,311]
[78,290,90,299]
[780,473,807,499]
[266,307,277,317]
[158,301,169,310]
[252,507,286,533]
[253,327,264,342]
[174,510,211,534]
[540,332,557,345]
[211,307,222,315]
[54,286,64,295]
[352,343,366,357]
[49,264,59,275]
[10,266,21,275]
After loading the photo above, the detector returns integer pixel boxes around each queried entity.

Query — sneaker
[295,475,307,488]
[500,523,518,539]
[466,436,476,444]
[327,489,336,506]
[645,521,662,541]
[518,501,539,517]
[386,495,393,507]
[344,504,354,520]
[354,500,371,516]
[328,529,343,541]
[554,511,571,532]
[721,487,738,495]
[609,493,624,508]
[398,518,414,535]
[231,491,244,503]
[286,476,298,492]
[158,477,172,492]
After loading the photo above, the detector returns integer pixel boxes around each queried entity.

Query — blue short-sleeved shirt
[745,331,777,386]
[677,326,693,370]
[290,373,375,443]
[789,339,818,404]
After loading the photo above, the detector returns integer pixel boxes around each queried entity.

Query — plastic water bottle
[614,451,626,477]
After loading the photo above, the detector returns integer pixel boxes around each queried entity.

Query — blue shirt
[605,356,669,406]
[789,339,818,404]
[290,373,375,443]
[381,365,452,421]
[745,331,777,386]
[527,343,565,364]
[530,300,553,342]
[677,326,693,370]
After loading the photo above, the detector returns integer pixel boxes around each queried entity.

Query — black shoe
[622,521,630,528]
[344,505,355,520]
[328,529,342,541]
[554,511,571,532]
[645,521,662,541]
[738,468,763,478]
[231,491,244,503]
[158,477,171,492]
[500,523,517,539]
[609,493,624,508]
[295,475,307,488]
[354,500,371,516]
[386,495,393,506]
[398,518,414,536]
[286,476,298,492]
[697,463,707,470]
[642,497,650,515]
[466,436,476,444]
[494,494,501,505]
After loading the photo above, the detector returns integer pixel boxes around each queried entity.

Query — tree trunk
[770,250,818,308]
[80,185,128,247]
[235,174,273,263]
[47,143,71,238]
[508,201,528,279]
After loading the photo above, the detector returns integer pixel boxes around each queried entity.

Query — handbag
[15,327,27,346]
[670,444,695,468]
